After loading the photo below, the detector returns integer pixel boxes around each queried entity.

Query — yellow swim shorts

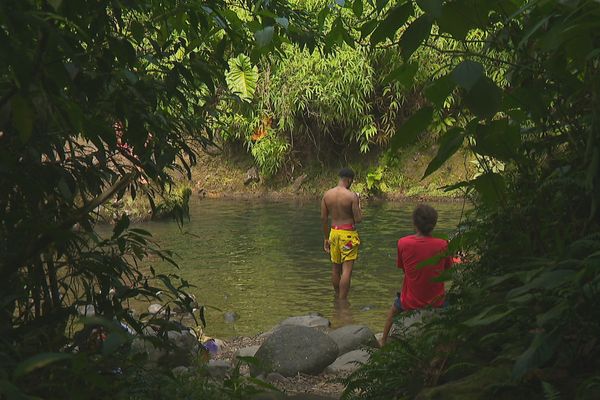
[329,229,360,264]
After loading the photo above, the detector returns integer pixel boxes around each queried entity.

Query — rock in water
[224,311,239,323]
[251,325,338,377]
[279,315,330,329]
[328,325,379,355]
[325,349,370,374]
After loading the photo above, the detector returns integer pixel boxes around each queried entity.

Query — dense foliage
[330,0,600,398]
[0,0,314,397]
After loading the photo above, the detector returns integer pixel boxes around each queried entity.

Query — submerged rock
[328,325,378,355]
[279,315,330,329]
[224,311,239,323]
[251,325,339,377]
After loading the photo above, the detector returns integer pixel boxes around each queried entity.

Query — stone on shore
[208,359,231,379]
[325,349,370,374]
[148,303,163,314]
[279,315,330,329]
[251,325,339,377]
[328,325,378,355]
[234,345,260,361]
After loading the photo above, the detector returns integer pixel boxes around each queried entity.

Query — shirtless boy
[321,168,362,300]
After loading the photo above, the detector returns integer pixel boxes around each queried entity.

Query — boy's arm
[320,197,330,253]
[397,240,404,269]
[352,193,362,223]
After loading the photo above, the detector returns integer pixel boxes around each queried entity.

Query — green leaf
[463,77,502,119]
[472,172,505,207]
[11,95,34,142]
[318,7,329,28]
[112,214,130,239]
[360,20,379,40]
[513,330,561,379]
[464,305,514,327]
[254,26,274,47]
[370,3,413,45]
[416,0,442,18]
[400,15,432,60]
[13,353,72,378]
[390,106,434,151]
[275,17,289,30]
[437,2,476,40]
[383,62,418,86]
[225,54,259,101]
[425,74,456,107]
[473,119,521,161]
[451,60,484,90]
[353,0,364,17]
[376,0,391,12]
[422,128,464,178]
[48,0,62,10]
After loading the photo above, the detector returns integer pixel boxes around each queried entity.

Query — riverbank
[189,146,472,202]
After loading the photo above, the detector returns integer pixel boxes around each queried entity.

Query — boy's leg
[338,260,354,299]
[381,300,401,346]
[331,263,342,295]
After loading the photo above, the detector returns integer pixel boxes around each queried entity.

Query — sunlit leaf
[225,54,259,101]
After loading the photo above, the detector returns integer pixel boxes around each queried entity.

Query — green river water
[136,198,466,339]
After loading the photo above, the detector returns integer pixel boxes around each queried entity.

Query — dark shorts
[393,292,448,311]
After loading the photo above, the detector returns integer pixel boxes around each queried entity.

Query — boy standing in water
[380,204,452,345]
[321,168,363,300]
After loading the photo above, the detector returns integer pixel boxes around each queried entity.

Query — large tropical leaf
[225,54,259,102]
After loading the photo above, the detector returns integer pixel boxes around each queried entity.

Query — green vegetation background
[1,0,599,399]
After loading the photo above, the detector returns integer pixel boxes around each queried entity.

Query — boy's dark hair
[413,204,438,235]
[338,168,355,179]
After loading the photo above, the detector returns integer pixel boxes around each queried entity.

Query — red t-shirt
[397,235,452,310]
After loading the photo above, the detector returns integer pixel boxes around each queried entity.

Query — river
[136,198,466,338]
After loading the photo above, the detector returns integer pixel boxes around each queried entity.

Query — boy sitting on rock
[380,204,453,346]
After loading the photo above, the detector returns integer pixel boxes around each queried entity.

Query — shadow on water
[135,197,467,338]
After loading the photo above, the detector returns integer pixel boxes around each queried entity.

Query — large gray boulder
[251,325,339,377]
[279,315,330,329]
[328,325,378,355]
[325,349,370,374]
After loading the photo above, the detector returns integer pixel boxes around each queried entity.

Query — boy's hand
[324,239,331,253]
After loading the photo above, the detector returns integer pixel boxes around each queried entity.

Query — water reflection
[135,198,467,338]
